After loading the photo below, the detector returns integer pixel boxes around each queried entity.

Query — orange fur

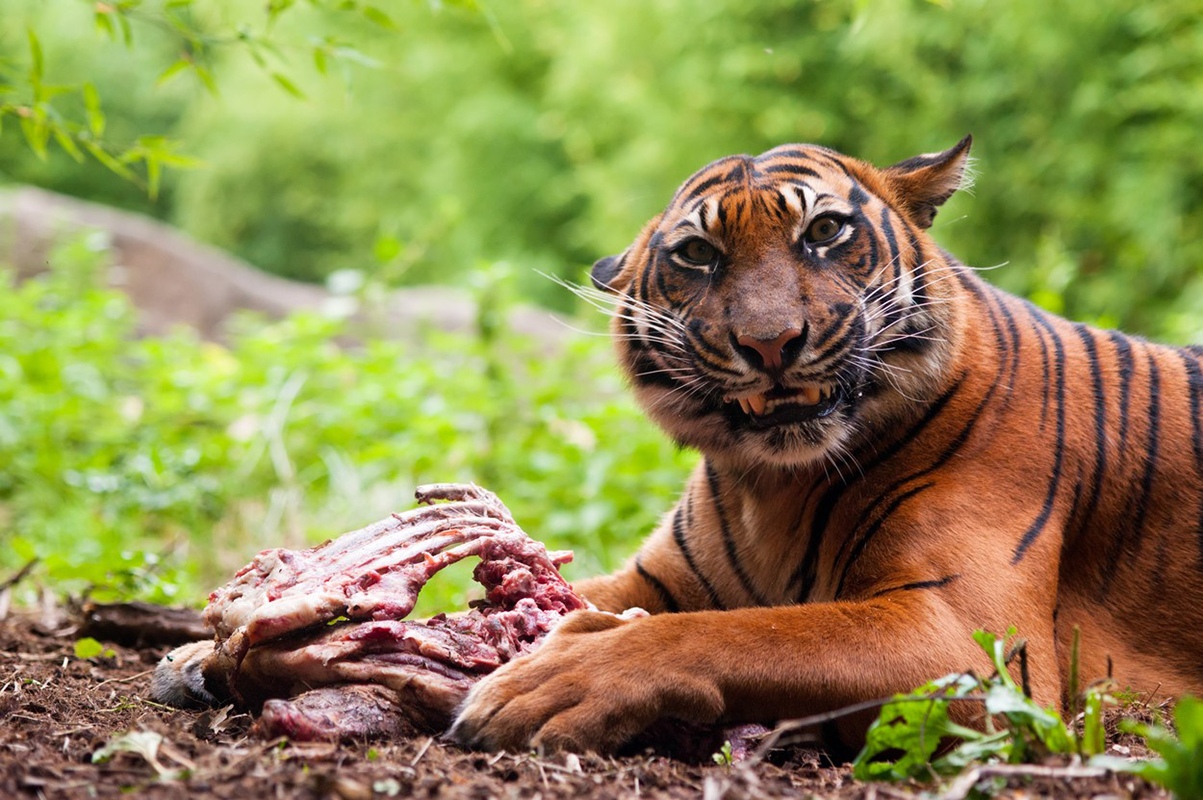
[450,138,1203,752]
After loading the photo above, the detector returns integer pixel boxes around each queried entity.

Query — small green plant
[853,627,1111,783]
[711,740,733,767]
[74,636,116,660]
[1093,697,1203,799]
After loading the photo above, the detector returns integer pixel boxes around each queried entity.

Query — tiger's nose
[735,327,805,371]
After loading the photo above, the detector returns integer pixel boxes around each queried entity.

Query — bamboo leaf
[155,59,192,88]
[192,63,219,95]
[146,157,162,200]
[271,72,306,99]
[82,82,105,136]
[82,140,137,181]
[19,115,49,160]
[360,6,398,30]
[26,29,43,84]
[52,128,85,163]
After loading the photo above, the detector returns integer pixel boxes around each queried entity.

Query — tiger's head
[589,138,974,469]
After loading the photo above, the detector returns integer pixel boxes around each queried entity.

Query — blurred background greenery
[1,0,1201,610]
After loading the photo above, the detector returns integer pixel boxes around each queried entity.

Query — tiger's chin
[633,380,860,471]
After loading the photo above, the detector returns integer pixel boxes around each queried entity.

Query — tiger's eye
[680,238,717,265]
[805,217,843,244]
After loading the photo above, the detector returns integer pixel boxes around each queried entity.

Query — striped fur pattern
[451,138,1203,753]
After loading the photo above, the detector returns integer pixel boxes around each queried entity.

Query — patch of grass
[854,627,1112,784]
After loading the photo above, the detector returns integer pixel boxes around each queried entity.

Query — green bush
[0,242,694,612]
[3,1,1201,336]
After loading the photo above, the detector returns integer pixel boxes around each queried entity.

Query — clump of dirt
[0,614,1170,799]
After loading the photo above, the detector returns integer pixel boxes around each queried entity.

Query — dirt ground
[0,612,1172,800]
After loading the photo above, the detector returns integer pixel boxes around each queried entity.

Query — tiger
[447,136,1203,753]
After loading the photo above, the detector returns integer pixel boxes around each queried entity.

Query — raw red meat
[184,484,592,736]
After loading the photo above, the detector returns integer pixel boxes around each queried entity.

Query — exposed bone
[195,483,588,717]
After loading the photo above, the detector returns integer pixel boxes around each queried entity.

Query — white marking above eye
[684,197,720,232]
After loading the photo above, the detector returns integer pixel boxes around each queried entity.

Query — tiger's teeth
[747,393,767,415]
[800,384,822,405]
[738,397,752,415]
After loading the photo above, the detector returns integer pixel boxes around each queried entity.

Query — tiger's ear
[883,135,973,229]
[590,251,628,292]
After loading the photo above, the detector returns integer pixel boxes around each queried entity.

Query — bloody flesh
[200,484,591,739]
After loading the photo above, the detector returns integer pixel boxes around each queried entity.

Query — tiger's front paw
[448,610,722,753]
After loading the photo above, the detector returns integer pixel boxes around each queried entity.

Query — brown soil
[0,614,1171,800]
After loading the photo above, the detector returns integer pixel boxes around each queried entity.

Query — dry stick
[409,736,433,767]
[93,668,154,688]
[0,558,39,594]
[939,763,1109,800]
[748,689,993,763]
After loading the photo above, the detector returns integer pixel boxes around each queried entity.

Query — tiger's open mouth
[723,382,844,429]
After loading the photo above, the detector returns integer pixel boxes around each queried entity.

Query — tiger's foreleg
[448,592,1017,752]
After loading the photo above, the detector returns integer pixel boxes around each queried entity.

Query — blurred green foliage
[0,242,694,610]
[2,0,1201,333]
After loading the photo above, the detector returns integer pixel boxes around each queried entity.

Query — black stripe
[1178,350,1203,566]
[635,557,681,613]
[670,506,725,610]
[760,162,822,178]
[1011,306,1067,563]
[682,174,726,203]
[774,190,790,218]
[904,225,928,305]
[637,245,657,309]
[704,462,770,606]
[869,574,960,599]
[653,254,675,302]
[1127,349,1162,557]
[1099,345,1162,596]
[1026,309,1052,430]
[788,372,967,598]
[724,162,749,184]
[1108,331,1135,454]
[809,316,847,352]
[878,207,902,296]
[993,296,1023,396]
[804,316,862,371]
[682,333,743,377]
[834,483,935,599]
[1070,324,1108,537]
[831,375,999,585]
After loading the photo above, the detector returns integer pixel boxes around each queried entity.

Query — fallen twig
[0,558,39,594]
[409,736,433,767]
[94,668,154,688]
[940,763,1110,800]
[749,689,992,763]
